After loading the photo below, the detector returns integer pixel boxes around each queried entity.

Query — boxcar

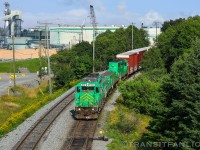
[116,47,151,74]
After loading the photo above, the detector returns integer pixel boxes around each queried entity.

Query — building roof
[116,46,151,58]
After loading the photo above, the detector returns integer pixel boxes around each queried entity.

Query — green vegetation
[0,82,66,137]
[51,41,93,88]
[0,58,47,73]
[114,16,200,150]
[118,77,162,116]
[50,25,149,88]
[141,39,200,149]
[106,106,151,150]
[157,16,200,72]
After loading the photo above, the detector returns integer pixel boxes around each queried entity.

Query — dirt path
[0,48,57,59]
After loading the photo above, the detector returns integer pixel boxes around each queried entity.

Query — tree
[51,41,93,88]
[142,39,200,149]
[157,16,200,72]
[161,18,185,32]
[141,47,165,71]
[95,26,149,71]
[118,77,162,115]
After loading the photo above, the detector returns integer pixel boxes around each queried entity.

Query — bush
[106,106,151,150]
[118,77,162,115]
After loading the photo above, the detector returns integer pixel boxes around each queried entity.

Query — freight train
[74,47,151,119]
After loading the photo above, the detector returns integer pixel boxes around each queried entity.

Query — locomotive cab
[108,59,128,79]
[74,73,102,119]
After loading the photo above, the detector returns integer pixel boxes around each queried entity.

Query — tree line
[118,16,200,149]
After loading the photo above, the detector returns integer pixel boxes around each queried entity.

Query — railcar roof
[110,59,123,62]
[82,73,100,82]
[102,70,114,76]
[82,77,97,82]
[116,46,151,58]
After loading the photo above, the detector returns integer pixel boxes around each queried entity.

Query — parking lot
[0,73,39,95]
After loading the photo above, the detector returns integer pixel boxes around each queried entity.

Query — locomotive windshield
[82,86,95,91]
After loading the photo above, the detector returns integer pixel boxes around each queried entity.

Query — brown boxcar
[116,47,151,74]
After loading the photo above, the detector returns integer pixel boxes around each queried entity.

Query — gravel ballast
[92,89,121,150]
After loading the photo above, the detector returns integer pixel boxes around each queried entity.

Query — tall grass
[106,105,151,150]
[0,83,66,137]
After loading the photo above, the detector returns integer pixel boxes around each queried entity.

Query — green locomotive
[74,59,128,119]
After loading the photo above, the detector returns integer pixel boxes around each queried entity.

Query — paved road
[0,73,39,96]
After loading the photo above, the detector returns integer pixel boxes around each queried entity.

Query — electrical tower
[90,5,97,73]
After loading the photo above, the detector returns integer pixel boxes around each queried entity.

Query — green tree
[95,26,149,71]
[53,65,75,88]
[141,47,165,71]
[142,40,200,149]
[118,77,162,115]
[161,18,185,32]
[51,41,93,88]
[157,16,200,72]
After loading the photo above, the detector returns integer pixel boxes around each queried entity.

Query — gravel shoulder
[0,87,75,150]
[36,103,75,150]
[92,89,121,150]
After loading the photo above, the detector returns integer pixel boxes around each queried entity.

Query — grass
[0,82,66,137]
[0,58,47,73]
[105,105,151,150]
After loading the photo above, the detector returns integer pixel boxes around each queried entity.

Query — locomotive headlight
[78,108,81,111]
[92,108,94,111]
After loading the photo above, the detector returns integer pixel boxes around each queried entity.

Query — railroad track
[62,120,97,150]
[12,91,75,150]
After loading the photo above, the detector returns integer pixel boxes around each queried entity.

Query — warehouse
[49,26,122,49]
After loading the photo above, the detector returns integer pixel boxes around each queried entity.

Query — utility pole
[12,34,16,87]
[153,21,160,42]
[37,21,52,95]
[11,16,16,88]
[90,5,97,73]
[38,29,42,78]
[132,22,133,50]
[81,19,86,42]
[131,22,136,50]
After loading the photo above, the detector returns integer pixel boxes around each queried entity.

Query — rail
[12,91,75,150]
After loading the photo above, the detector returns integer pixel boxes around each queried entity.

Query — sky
[0,0,200,28]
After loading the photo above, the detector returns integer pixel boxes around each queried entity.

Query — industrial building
[0,2,160,50]
[49,26,121,49]
[143,27,161,45]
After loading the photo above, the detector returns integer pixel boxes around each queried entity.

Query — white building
[143,27,162,45]
[49,26,121,49]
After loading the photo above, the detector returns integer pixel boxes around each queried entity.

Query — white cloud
[140,10,164,26]
[6,1,164,29]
